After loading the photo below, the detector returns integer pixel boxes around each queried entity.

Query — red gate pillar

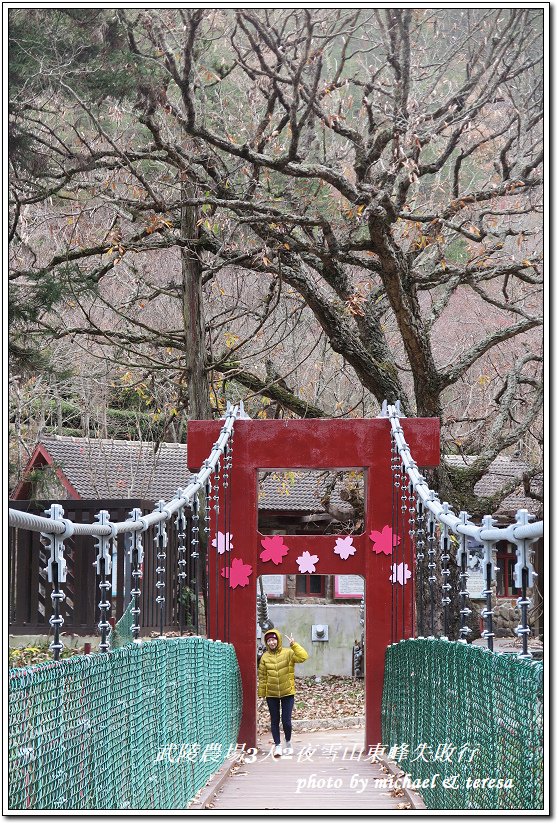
[188,417,439,749]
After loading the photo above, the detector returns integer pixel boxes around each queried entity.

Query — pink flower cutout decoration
[334,536,356,561]
[221,558,252,589]
[390,562,412,586]
[212,531,233,554]
[296,551,319,574]
[260,535,289,565]
[369,525,400,556]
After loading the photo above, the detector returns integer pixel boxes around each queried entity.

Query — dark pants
[266,695,295,745]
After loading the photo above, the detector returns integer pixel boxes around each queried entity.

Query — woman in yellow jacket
[258,628,308,756]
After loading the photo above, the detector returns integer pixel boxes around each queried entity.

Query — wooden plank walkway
[207,729,422,811]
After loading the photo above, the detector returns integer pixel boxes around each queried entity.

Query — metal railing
[387,402,543,658]
[8,404,239,658]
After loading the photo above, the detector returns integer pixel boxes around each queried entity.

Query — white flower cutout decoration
[390,562,412,586]
[296,551,320,574]
[212,531,233,554]
[333,536,356,560]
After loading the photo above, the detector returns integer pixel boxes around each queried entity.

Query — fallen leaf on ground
[257,675,364,733]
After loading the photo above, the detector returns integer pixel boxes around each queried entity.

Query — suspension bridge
[7,403,544,812]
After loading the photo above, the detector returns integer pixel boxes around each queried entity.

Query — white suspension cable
[387,404,543,545]
[8,404,239,537]
[387,402,542,656]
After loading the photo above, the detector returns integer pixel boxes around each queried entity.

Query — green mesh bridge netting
[112,599,134,649]
[9,637,242,810]
[382,638,543,810]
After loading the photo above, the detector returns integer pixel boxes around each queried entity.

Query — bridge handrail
[387,402,543,657]
[8,404,238,537]
[387,405,543,545]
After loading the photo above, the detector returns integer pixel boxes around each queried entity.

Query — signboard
[261,574,285,598]
[467,540,487,599]
[467,569,485,599]
[334,574,365,599]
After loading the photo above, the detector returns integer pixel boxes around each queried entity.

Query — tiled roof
[36,436,351,514]
[445,455,542,517]
[40,436,193,501]
[259,471,354,515]
[27,436,541,517]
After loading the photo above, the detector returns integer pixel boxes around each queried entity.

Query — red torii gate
[188,417,439,749]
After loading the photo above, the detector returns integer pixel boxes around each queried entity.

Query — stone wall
[266,603,362,677]
[471,596,535,638]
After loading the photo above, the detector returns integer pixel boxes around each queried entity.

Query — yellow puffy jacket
[258,628,308,698]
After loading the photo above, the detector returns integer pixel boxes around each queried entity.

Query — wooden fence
[8,499,192,636]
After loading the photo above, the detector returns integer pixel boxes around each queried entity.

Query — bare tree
[8,8,543,512]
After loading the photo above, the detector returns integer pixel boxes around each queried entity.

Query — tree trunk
[181,179,212,420]
[180,179,212,633]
